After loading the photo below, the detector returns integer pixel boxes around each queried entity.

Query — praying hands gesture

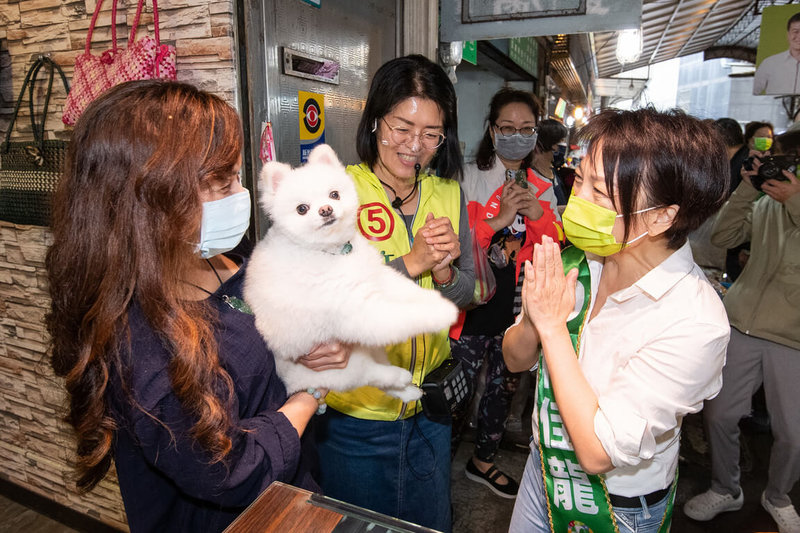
[511,234,612,474]
[521,235,578,336]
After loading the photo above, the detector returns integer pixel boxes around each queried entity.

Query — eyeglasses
[381,118,446,150]
[494,124,538,138]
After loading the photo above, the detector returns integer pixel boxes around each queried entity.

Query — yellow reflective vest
[325,163,461,420]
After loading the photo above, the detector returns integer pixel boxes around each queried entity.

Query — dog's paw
[387,384,423,402]
[394,367,414,385]
[424,298,459,330]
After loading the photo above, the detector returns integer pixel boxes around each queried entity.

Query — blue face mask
[197,190,251,258]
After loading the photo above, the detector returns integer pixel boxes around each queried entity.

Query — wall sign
[462,41,477,65]
[283,47,340,85]
[298,91,325,162]
[510,37,538,77]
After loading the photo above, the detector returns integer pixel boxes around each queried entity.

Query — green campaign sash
[535,246,676,533]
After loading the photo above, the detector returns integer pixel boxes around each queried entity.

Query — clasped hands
[521,235,578,336]
[487,180,545,233]
[406,212,461,281]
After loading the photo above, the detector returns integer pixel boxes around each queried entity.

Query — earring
[371,119,377,133]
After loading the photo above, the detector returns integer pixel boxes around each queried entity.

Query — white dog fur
[244,144,458,402]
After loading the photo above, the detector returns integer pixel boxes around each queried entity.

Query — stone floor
[451,409,797,533]
[0,493,79,533]
[2,409,798,532]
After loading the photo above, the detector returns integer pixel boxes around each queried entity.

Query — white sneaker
[761,491,800,533]
[683,488,744,521]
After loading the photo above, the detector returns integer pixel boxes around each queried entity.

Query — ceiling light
[616,28,643,65]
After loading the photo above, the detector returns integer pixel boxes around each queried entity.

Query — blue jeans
[314,409,452,533]
[510,442,672,533]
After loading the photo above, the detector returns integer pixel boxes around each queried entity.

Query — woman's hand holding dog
[298,342,352,371]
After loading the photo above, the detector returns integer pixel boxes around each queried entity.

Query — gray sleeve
[439,190,475,309]
[387,256,410,277]
[386,190,475,308]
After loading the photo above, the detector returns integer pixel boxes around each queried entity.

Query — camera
[750,155,799,191]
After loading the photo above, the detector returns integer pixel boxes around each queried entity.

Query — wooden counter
[224,482,440,533]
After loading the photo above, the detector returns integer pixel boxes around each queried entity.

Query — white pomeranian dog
[244,144,458,402]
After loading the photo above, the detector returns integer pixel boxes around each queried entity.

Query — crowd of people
[45,55,799,533]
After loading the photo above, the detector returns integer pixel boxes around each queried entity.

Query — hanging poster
[259,121,276,164]
[753,4,800,95]
[298,91,325,162]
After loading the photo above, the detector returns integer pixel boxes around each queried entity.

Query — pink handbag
[62,0,176,126]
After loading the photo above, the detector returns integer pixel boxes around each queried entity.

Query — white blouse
[529,242,730,497]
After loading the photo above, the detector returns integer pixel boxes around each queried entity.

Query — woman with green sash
[504,108,731,532]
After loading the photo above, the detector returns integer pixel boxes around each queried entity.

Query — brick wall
[0,222,129,529]
[0,0,238,529]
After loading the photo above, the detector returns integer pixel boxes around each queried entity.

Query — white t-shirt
[528,242,730,497]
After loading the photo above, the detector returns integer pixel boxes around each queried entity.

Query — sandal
[465,458,519,499]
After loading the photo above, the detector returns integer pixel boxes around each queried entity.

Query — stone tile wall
[0,0,237,139]
[0,0,237,529]
[0,221,129,529]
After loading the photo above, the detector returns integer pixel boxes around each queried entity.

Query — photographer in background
[713,118,751,282]
[684,130,800,533]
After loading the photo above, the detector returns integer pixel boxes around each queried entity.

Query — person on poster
[753,11,800,95]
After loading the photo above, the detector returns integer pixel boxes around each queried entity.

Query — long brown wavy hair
[46,80,244,492]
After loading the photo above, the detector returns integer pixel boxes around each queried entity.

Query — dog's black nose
[319,205,333,217]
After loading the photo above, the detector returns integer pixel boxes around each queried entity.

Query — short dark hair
[355,55,462,181]
[576,108,729,250]
[536,118,568,153]
[743,121,773,145]
[713,118,744,147]
[788,11,800,31]
[775,130,800,155]
[475,88,542,170]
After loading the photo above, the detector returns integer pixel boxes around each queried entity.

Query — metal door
[239,0,397,236]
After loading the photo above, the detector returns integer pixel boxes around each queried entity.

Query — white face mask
[616,205,657,246]
[196,190,251,258]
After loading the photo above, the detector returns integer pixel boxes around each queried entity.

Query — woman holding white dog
[504,108,731,532]
[46,80,349,532]
[314,55,474,532]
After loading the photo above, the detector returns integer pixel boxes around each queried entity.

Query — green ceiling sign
[510,37,538,76]
[462,41,477,65]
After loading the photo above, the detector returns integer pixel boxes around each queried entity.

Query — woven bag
[0,57,70,226]
[62,0,176,126]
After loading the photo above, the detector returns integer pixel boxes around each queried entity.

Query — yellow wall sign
[298,90,325,161]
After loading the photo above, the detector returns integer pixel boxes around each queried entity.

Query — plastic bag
[471,225,497,305]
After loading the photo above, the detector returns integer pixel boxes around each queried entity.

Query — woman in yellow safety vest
[314,55,474,533]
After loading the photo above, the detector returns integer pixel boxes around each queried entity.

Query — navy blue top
[108,257,319,532]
